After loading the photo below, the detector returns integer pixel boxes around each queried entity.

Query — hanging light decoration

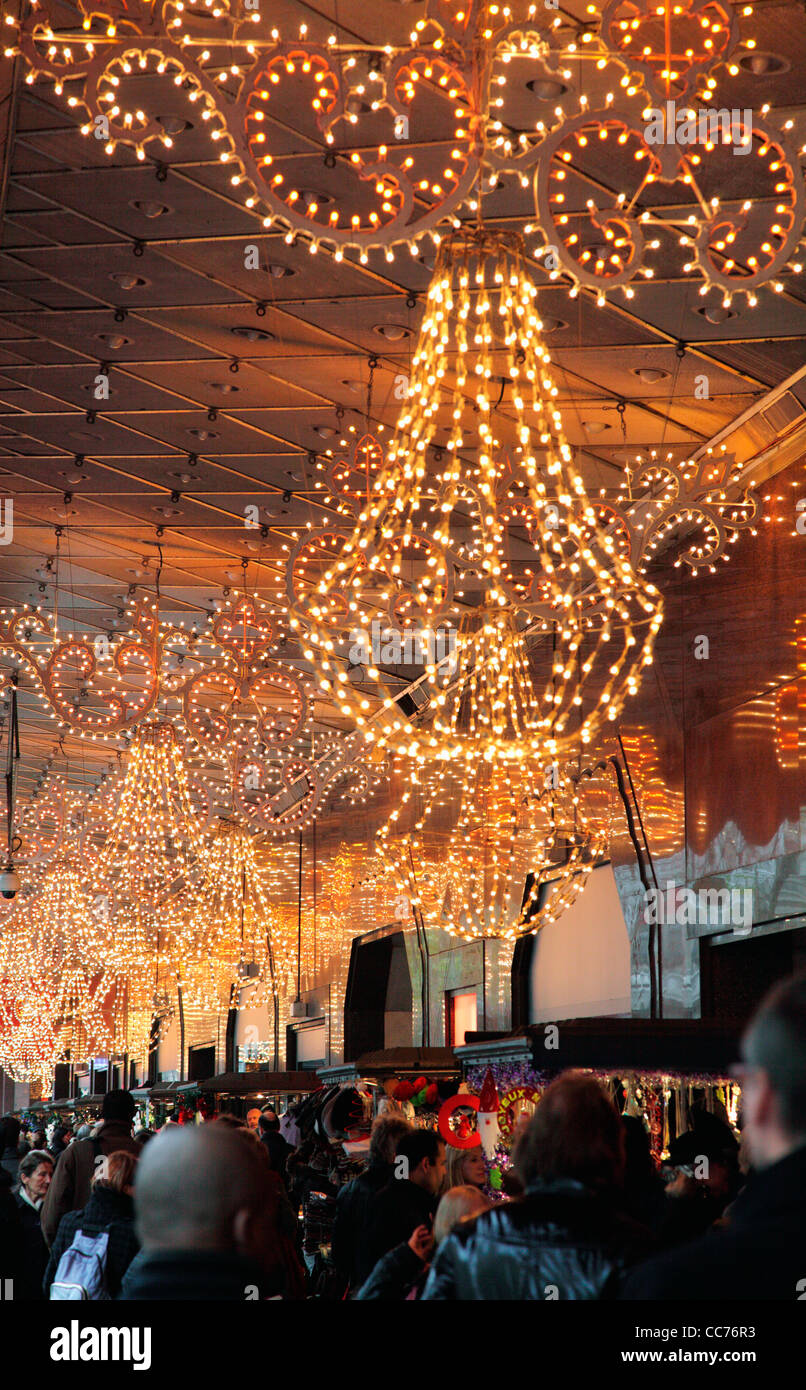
[377,756,608,941]
[97,720,205,909]
[175,820,295,1012]
[292,227,663,761]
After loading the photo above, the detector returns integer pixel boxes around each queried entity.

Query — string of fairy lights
[0,0,784,1086]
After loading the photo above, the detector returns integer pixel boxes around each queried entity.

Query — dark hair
[258,1112,279,1133]
[102,1089,136,1124]
[515,1072,624,1192]
[134,1129,156,1148]
[395,1127,444,1171]
[0,1116,21,1150]
[742,973,806,1138]
[214,1113,246,1129]
[621,1114,655,1186]
[369,1114,412,1165]
[19,1148,53,1180]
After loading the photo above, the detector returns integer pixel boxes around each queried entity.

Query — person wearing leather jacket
[421,1072,653,1300]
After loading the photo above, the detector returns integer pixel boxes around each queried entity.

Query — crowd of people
[1,972,804,1301]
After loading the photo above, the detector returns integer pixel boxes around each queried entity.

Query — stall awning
[456,1017,741,1077]
[148,1082,200,1100]
[198,1070,321,1096]
[318,1047,459,1085]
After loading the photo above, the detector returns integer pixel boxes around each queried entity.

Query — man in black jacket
[364,1128,446,1277]
[121,1123,285,1300]
[257,1110,291,1183]
[332,1114,412,1289]
[422,1073,651,1300]
[622,973,806,1301]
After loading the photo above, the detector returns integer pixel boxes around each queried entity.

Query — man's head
[396,1128,446,1194]
[515,1071,624,1193]
[18,1149,53,1202]
[369,1114,412,1167]
[257,1111,279,1135]
[739,973,806,1168]
[102,1089,136,1127]
[133,1124,279,1271]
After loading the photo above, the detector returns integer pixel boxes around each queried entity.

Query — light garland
[292,228,663,761]
[0,0,799,300]
[376,756,608,942]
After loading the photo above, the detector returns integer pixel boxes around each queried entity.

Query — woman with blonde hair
[444,1143,487,1193]
[43,1150,140,1298]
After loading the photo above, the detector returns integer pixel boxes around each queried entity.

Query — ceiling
[1,0,805,807]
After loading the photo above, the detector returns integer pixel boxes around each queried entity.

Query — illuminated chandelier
[172,587,385,837]
[0,0,800,303]
[292,227,663,760]
[97,720,205,908]
[377,757,608,942]
[175,820,295,1010]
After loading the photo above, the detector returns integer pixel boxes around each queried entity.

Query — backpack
[50,1229,111,1300]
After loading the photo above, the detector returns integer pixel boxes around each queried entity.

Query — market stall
[453,1018,742,1178]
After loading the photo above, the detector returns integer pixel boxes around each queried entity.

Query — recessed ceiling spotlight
[67,430,96,441]
[205,381,239,392]
[537,315,566,333]
[341,378,365,394]
[157,114,194,134]
[526,77,569,100]
[187,427,217,440]
[131,199,171,217]
[265,262,296,278]
[374,323,413,341]
[633,366,671,383]
[697,303,738,324]
[315,425,339,439]
[96,333,129,350]
[108,272,148,290]
[154,504,183,516]
[231,325,275,343]
[738,51,789,75]
[583,421,609,434]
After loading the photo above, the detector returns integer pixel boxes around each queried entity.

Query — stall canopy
[457,1018,742,1077]
[198,1071,321,1096]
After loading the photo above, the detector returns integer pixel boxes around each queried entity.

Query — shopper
[332,1114,412,1290]
[0,1157,24,1293]
[445,1144,487,1193]
[422,1072,651,1299]
[622,973,806,1300]
[44,1151,140,1299]
[364,1128,446,1273]
[357,1184,489,1300]
[121,1123,286,1299]
[48,1125,70,1161]
[257,1110,291,1181]
[14,1150,53,1299]
[41,1090,140,1246]
[0,1115,24,1187]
